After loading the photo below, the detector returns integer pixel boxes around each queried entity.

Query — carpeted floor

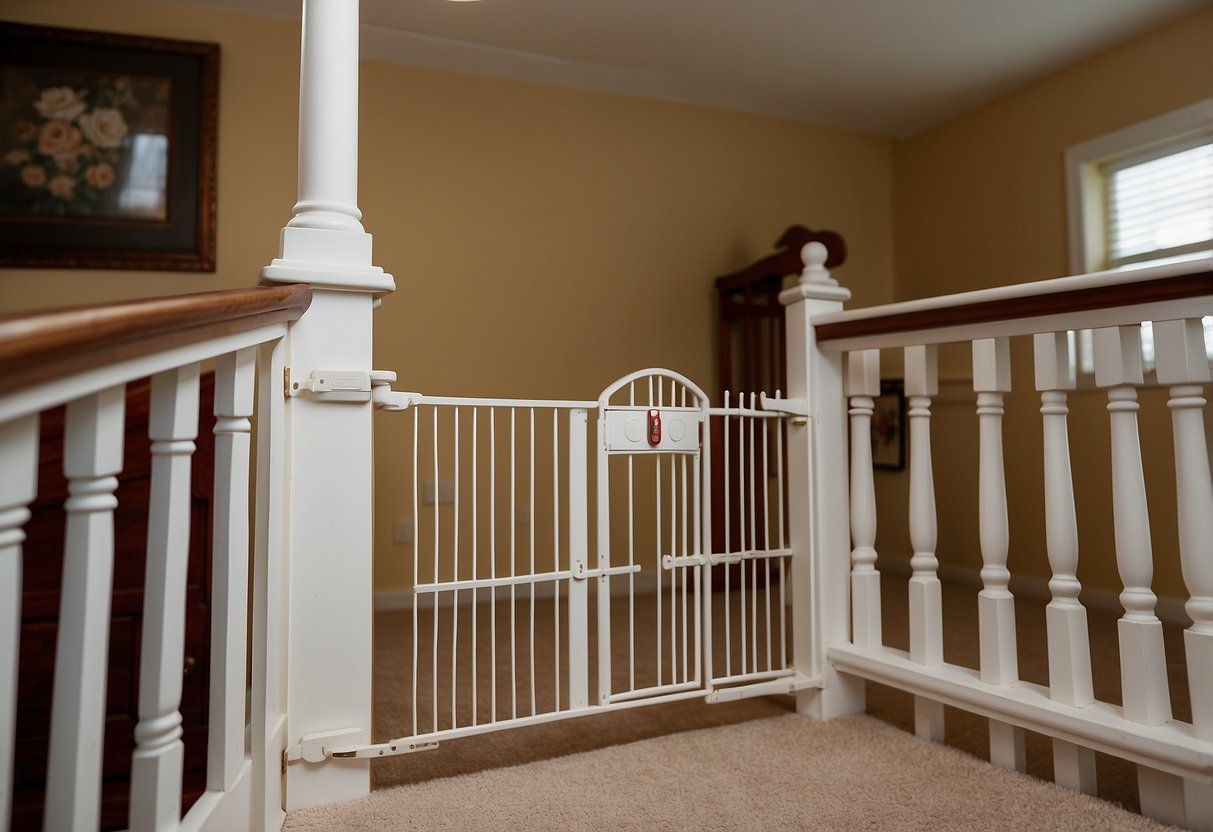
[284,571,1191,830]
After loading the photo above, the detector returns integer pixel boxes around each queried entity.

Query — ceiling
[158,0,1210,137]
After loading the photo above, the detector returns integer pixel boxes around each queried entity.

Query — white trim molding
[1065,98,1213,275]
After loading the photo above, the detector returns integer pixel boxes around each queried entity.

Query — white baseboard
[877,552,1190,627]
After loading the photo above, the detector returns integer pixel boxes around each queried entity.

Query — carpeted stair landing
[284,712,1178,831]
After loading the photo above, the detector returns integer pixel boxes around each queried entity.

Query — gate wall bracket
[758,392,807,418]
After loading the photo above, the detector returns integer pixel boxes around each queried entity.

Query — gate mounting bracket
[758,392,807,418]
[285,728,439,762]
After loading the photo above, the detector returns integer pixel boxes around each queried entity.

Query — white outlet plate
[394,517,414,545]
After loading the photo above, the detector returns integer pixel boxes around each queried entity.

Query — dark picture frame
[871,379,906,470]
[0,22,218,271]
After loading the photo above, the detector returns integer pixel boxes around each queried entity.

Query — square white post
[781,242,862,719]
[260,0,395,813]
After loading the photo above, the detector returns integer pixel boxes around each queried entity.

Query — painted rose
[37,120,84,159]
[77,108,129,149]
[20,165,47,188]
[33,87,88,121]
[5,149,30,166]
[48,174,76,199]
[85,162,116,189]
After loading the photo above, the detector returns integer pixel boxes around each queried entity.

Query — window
[1065,99,1213,378]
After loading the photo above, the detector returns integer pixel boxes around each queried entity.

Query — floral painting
[0,22,217,271]
[1,70,171,221]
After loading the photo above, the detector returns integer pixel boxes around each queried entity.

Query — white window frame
[1066,98,1213,276]
[1065,99,1213,383]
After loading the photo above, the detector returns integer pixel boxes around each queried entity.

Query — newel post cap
[779,241,850,305]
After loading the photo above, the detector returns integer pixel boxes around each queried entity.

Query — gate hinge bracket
[284,729,439,762]
[285,368,402,403]
[758,392,807,420]
[284,728,364,764]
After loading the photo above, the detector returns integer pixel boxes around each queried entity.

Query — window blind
[1105,137,1213,267]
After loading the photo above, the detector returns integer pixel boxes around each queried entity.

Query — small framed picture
[0,22,218,271]
[871,380,905,470]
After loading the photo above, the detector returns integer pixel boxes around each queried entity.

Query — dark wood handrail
[815,266,1213,344]
[0,284,312,392]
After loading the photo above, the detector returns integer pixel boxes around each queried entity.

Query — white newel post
[261,0,396,815]
[781,242,862,719]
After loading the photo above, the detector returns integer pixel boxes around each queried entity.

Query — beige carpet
[283,572,1191,830]
[284,713,1178,831]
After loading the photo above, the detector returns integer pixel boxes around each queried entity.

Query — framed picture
[871,379,905,470]
[0,22,218,271]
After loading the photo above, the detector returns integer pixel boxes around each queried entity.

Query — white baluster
[45,386,125,832]
[905,344,944,742]
[1155,318,1213,830]
[847,349,881,649]
[972,337,1024,771]
[1033,332,1096,794]
[0,414,38,830]
[130,365,200,832]
[1095,324,1180,827]
[209,349,256,791]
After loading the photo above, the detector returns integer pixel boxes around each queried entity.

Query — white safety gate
[347,368,811,760]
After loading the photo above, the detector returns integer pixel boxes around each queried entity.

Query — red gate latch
[647,409,662,446]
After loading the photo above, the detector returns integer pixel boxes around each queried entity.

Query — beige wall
[883,7,1213,600]
[0,0,895,592]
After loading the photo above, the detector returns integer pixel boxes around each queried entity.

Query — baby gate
[327,368,813,759]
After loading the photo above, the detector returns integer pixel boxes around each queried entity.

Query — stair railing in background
[801,253,1213,830]
[0,285,310,832]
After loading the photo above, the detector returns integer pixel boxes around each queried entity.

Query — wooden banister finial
[800,241,837,287]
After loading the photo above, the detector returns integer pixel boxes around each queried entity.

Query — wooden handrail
[814,259,1213,344]
[0,284,312,392]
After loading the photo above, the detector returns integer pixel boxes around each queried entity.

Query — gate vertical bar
[261,0,395,812]
[596,399,613,705]
[780,242,861,719]
[568,409,590,709]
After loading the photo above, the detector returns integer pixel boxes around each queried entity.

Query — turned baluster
[1034,331,1096,794]
[45,386,126,831]
[847,349,882,649]
[1155,318,1213,829]
[972,337,1024,771]
[905,344,944,741]
[0,414,38,829]
[1094,324,1182,827]
[209,349,257,790]
[130,366,201,831]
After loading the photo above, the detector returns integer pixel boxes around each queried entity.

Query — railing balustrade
[817,255,1213,831]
